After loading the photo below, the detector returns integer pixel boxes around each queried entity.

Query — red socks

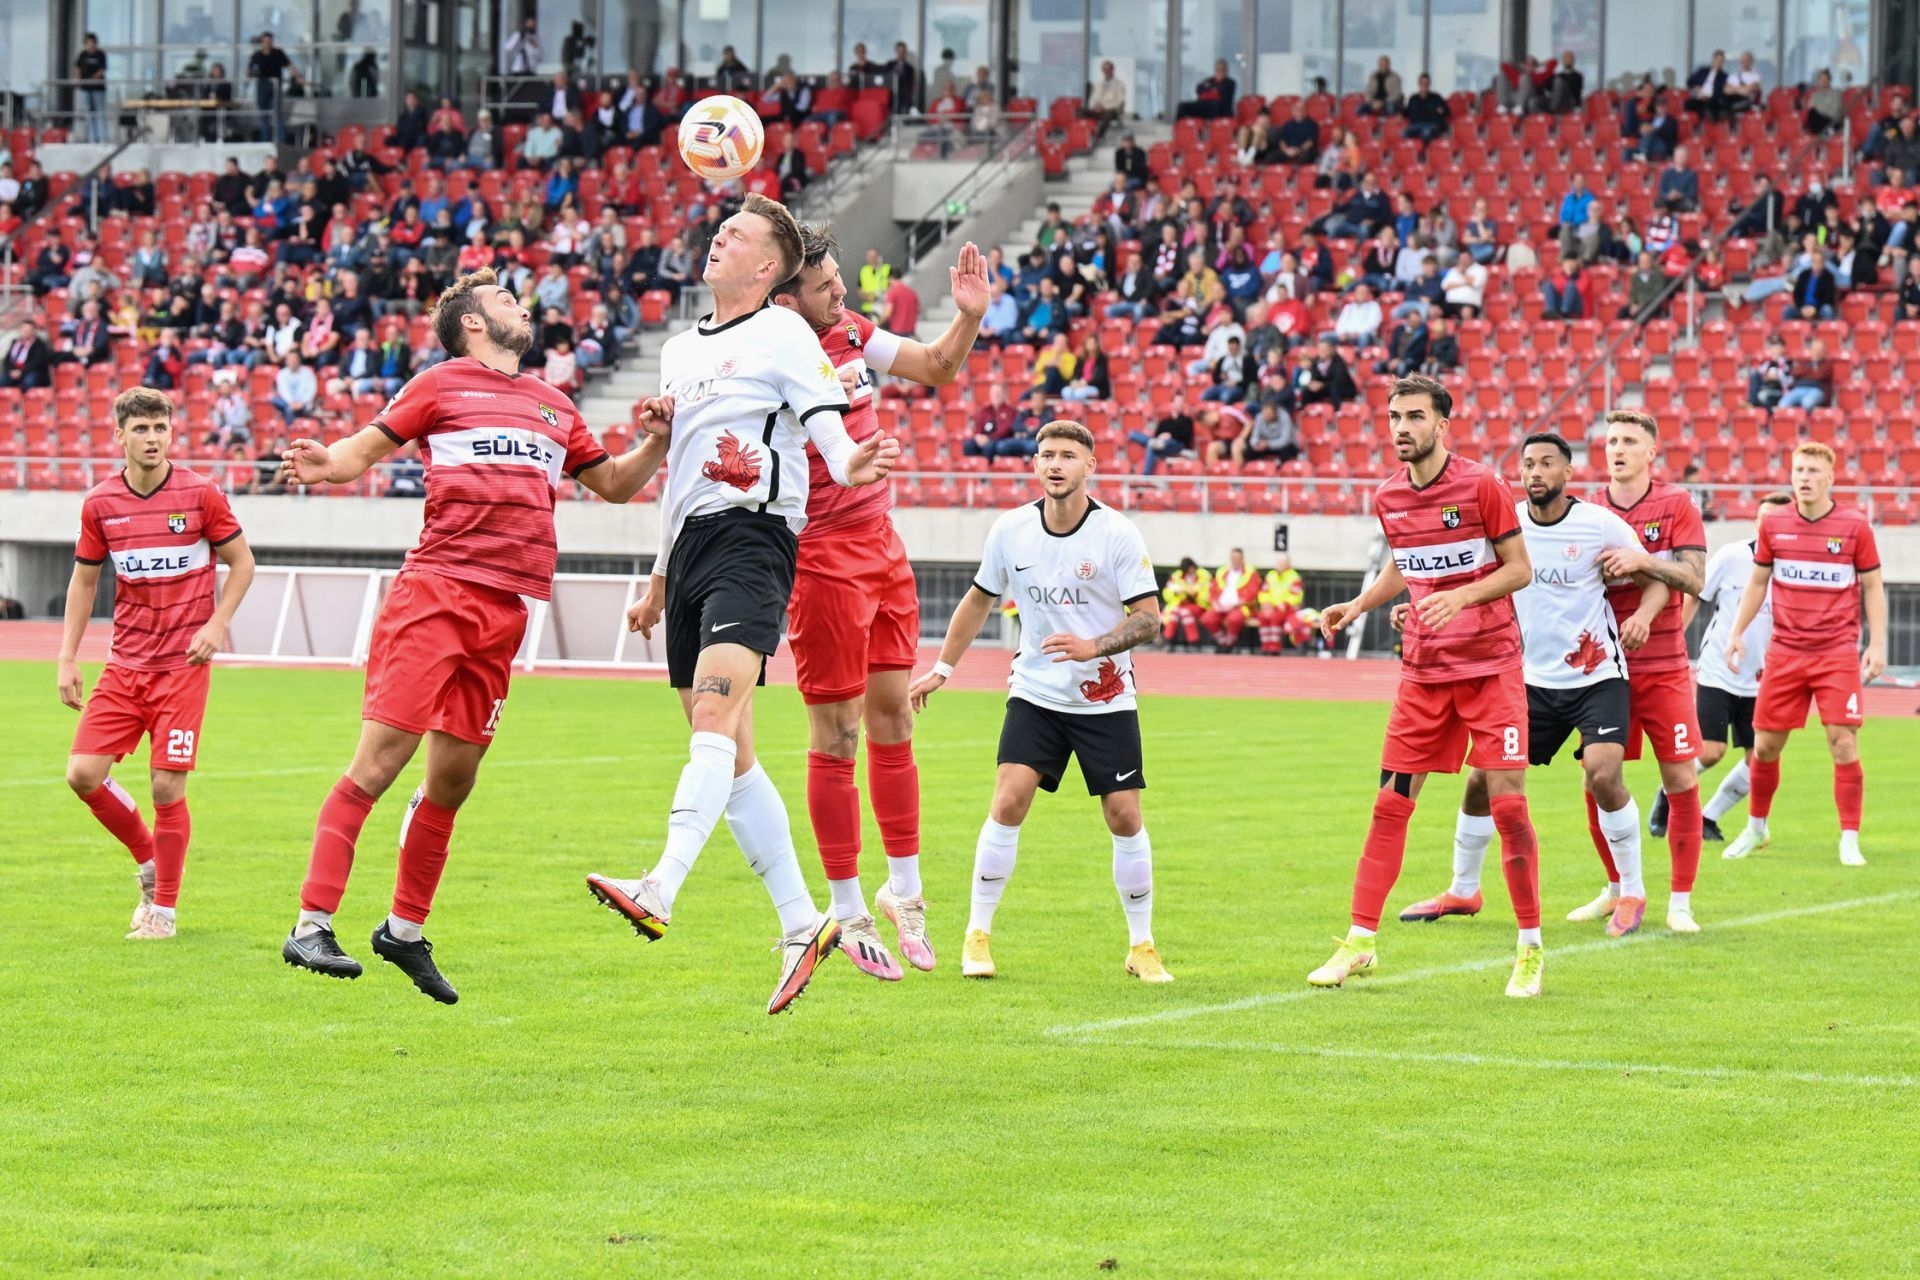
[865,739,920,861]
[1749,757,1781,819]
[1351,789,1416,930]
[392,795,457,925]
[1490,794,1541,929]
[1665,785,1702,892]
[80,778,154,864]
[806,750,862,880]
[1584,790,1618,881]
[151,798,190,909]
[1834,760,1863,832]
[301,777,377,913]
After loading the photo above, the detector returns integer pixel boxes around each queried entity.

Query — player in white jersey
[909,421,1173,983]
[1678,492,1791,843]
[1399,433,1670,937]
[585,193,900,1016]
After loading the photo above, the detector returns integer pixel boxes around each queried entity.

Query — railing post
[1842,117,1854,183]
[1685,275,1697,344]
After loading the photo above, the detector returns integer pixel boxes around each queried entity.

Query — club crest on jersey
[1562,542,1580,561]
[536,402,559,428]
[1441,505,1461,529]
[167,513,188,534]
[714,358,738,379]
[702,429,764,492]
[843,323,862,349]
[1828,536,1844,554]
[1075,559,1097,580]
[1643,520,1662,543]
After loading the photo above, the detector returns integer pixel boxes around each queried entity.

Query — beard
[1528,483,1565,510]
[485,313,532,356]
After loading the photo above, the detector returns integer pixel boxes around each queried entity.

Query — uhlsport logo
[167,512,188,534]
[536,402,559,428]
[1440,505,1461,529]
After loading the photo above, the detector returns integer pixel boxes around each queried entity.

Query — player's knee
[808,711,861,758]
[149,769,188,805]
[1586,767,1628,810]
[864,703,913,746]
[1827,730,1860,764]
[1101,795,1142,837]
[1698,742,1727,768]
[65,758,107,794]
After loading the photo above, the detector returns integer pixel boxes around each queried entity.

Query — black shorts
[1697,682,1757,749]
[997,697,1145,796]
[664,509,798,689]
[1526,679,1630,766]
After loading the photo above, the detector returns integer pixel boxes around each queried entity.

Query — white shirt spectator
[1393,246,1425,283]
[1089,75,1126,116]
[522,122,563,163]
[1335,296,1383,341]
[275,363,318,409]
[1443,261,1488,310]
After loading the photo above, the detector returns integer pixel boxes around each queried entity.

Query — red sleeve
[1855,517,1881,572]
[203,482,243,546]
[372,365,439,442]
[1754,512,1776,566]
[563,405,610,477]
[1671,490,1708,550]
[848,308,876,345]
[75,496,106,564]
[1478,469,1521,541]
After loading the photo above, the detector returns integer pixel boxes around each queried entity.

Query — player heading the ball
[910,420,1173,984]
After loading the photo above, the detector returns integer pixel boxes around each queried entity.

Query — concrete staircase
[575,351,662,439]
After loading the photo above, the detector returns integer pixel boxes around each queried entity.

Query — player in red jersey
[60,388,256,940]
[1723,441,1886,865]
[277,268,668,1002]
[1312,375,1546,998]
[769,226,988,978]
[1577,410,1710,932]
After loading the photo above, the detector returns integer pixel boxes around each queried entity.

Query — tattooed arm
[1040,596,1164,663]
[1600,545,1705,597]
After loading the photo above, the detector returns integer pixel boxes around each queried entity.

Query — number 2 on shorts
[1672,722,1691,754]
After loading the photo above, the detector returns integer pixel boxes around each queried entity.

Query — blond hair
[1604,408,1660,439]
[431,266,499,356]
[112,387,174,429]
[1794,440,1837,468]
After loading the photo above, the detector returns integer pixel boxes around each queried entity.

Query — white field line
[1090,1038,1920,1090]
[1046,890,1920,1039]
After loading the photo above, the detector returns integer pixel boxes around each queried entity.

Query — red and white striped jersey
[75,465,243,672]
[1375,453,1523,683]
[1593,479,1708,675]
[804,305,903,539]
[1753,501,1879,655]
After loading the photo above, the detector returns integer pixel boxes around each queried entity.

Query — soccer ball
[677,95,766,182]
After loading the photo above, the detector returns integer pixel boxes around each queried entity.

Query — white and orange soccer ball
[677,95,766,181]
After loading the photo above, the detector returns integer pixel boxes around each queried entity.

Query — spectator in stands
[1397,255,1447,321]
[1297,230,1337,291]
[1273,100,1320,165]
[1493,56,1544,114]
[966,383,1032,458]
[655,233,694,298]
[887,41,922,113]
[27,234,71,296]
[1326,283,1382,347]
[0,162,19,209]
[1361,56,1404,116]
[1791,248,1838,319]
[1620,249,1672,320]
[1316,171,1392,239]
[1130,398,1196,474]
[521,111,563,169]
[59,300,113,367]
[3,320,52,389]
[1454,197,1498,265]
[1729,172,1788,251]
[325,327,385,396]
[1059,334,1110,403]
[963,65,995,117]
[450,109,499,171]
[76,32,108,144]
[1898,257,1920,321]
[1686,50,1734,121]
[1402,74,1450,143]
[1728,50,1764,111]
[1353,227,1399,294]
[774,135,810,198]
[207,387,252,451]
[1547,50,1584,113]
[426,94,466,161]
[1221,245,1262,312]
[267,350,315,425]
[1658,145,1700,211]
[1201,336,1257,403]
[1643,207,1679,256]
[1625,88,1679,161]
[1882,115,1920,186]
[1422,314,1460,374]
[1540,259,1586,319]
[1747,335,1790,407]
[1088,60,1126,132]
[1020,277,1068,344]
[577,302,618,370]
[392,90,430,152]
[528,260,570,317]
[1229,401,1299,469]
[975,279,1021,344]
[1177,59,1236,120]
[1028,331,1078,402]
[541,335,581,393]
[848,43,886,89]
[1375,312,1428,376]
[1314,127,1361,190]
[1295,337,1357,407]
[1804,69,1843,135]
[300,296,342,367]
[1792,174,1839,228]
[1114,130,1151,189]
[1780,337,1834,408]
[14,161,47,219]
[880,273,921,335]
[1554,173,1596,257]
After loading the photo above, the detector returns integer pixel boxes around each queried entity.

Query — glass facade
[1016,0,1086,110]
[1429,0,1505,97]
[1180,0,1242,112]
[1785,0,1872,87]
[1604,0,1686,87]
[1344,0,1422,101]
[1094,0,1169,121]
[1255,0,1334,97]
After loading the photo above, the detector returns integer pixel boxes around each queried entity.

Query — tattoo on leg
[692,675,733,697]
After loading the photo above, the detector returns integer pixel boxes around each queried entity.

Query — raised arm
[803,406,899,487]
[908,585,998,711]
[575,431,670,504]
[880,242,988,386]
[280,423,401,486]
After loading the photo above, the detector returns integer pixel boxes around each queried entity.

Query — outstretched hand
[847,433,902,486]
[279,438,333,486]
[950,241,991,319]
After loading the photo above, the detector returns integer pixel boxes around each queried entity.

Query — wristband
[932,661,954,680]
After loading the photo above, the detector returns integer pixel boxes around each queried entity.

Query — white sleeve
[655,506,674,582]
[974,519,1009,597]
[1113,519,1159,604]
[862,327,904,375]
[772,311,853,419]
[1599,509,1639,553]
[1701,546,1728,603]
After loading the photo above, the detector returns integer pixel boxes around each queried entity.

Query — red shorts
[1756,648,1864,731]
[788,516,920,705]
[363,570,527,745]
[1625,665,1701,763]
[1382,669,1529,775]
[73,662,212,771]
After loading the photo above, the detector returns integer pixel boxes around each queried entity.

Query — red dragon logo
[1079,658,1127,704]
[1563,630,1609,674]
[701,430,764,492]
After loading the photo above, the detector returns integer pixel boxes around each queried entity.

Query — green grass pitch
[1,660,1916,1277]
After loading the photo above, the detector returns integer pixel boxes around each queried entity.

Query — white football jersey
[655,303,852,569]
[1696,540,1771,697]
[974,499,1160,715]
[1512,498,1644,690]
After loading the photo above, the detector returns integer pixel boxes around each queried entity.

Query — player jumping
[909,420,1171,982]
[585,194,899,1015]
[770,226,988,979]
[1683,493,1792,841]
[1723,442,1886,864]
[279,268,668,1002]
[1574,410,1709,933]
[1399,432,1666,938]
[1312,375,1545,998]
[60,388,256,939]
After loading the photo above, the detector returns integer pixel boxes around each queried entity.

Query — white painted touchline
[1091,1038,1920,1090]
[1045,890,1920,1038]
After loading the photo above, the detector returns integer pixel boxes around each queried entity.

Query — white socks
[399,785,423,848]
[1112,828,1154,946]
[1450,811,1495,897]
[968,818,1020,934]
[1670,890,1692,914]
[1748,815,1770,838]
[827,877,869,922]
[1518,926,1541,946]
[295,908,333,936]
[386,912,423,942]
[1597,798,1645,899]
[1704,758,1752,822]
[723,760,817,937]
[653,731,738,910]
[887,854,923,899]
